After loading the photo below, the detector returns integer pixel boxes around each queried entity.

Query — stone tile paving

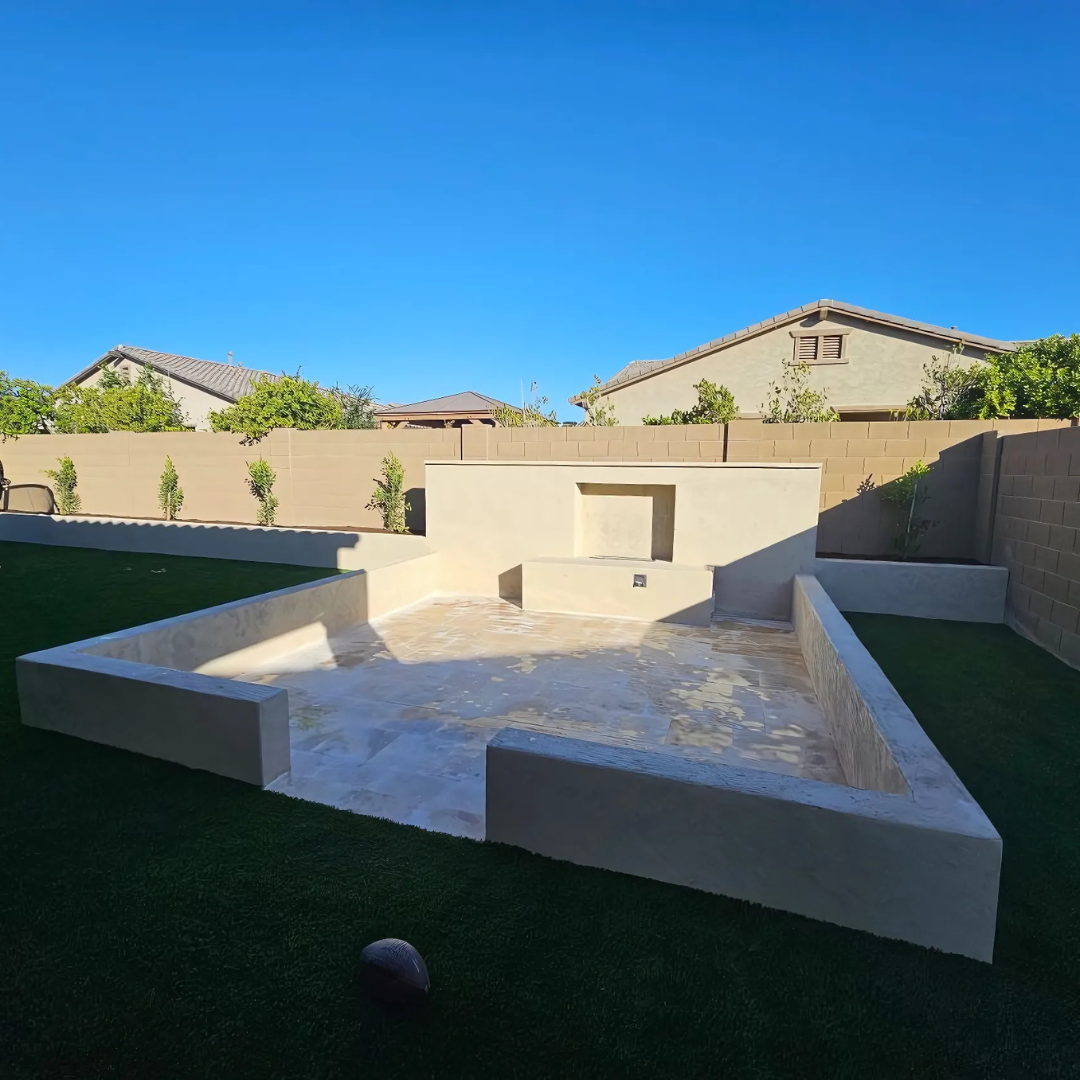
[238,597,843,839]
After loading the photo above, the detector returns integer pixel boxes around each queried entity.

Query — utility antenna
[227,351,233,366]
[520,379,525,413]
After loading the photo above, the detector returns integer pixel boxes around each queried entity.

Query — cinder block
[1053,476,1080,502]
[1064,503,1080,529]
[1027,521,1052,547]
[1056,549,1080,583]
[1057,630,1080,669]
[1043,572,1071,604]
[844,440,889,458]
[1046,451,1072,476]
[698,440,724,459]
[1036,429,1062,453]
[1008,580,1033,614]
[1049,525,1073,553]
[885,440,927,457]
[948,420,995,438]
[1034,545,1060,573]
[868,421,908,439]
[1050,601,1080,635]
[830,457,871,474]
[1032,476,1057,500]
[1022,564,1046,592]
[1035,617,1064,651]
[1029,591,1054,620]
[1040,500,1066,525]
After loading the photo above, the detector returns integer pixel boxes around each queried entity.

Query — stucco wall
[596,314,998,424]
[425,461,820,619]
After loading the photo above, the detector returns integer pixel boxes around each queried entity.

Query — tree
[246,458,279,526]
[368,451,410,532]
[958,335,1080,420]
[0,372,54,439]
[904,344,982,420]
[880,460,934,559]
[575,376,619,426]
[642,379,739,425]
[158,456,185,520]
[493,382,559,427]
[762,360,840,423]
[330,383,378,429]
[44,455,81,515]
[53,365,189,433]
[209,373,343,442]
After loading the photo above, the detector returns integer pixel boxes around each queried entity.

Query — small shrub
[44,455,81,515]
[575,376,619,426]
[904,343,981,420]
[493,382,559,427]
[368,451,410,533]
[246,458,279,526]
[880,459,934,559]
[762,360,839,423]
[158,456,185,520]
[643,379,739,425]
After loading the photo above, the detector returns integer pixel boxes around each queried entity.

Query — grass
[1,542,1078,1078]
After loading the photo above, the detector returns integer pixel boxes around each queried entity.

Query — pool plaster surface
[238,596,844,838]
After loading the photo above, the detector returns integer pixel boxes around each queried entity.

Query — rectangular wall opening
[576,484,675,561]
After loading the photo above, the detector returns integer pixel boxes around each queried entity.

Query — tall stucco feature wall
[424,460,820,618]
[597,315,997,424]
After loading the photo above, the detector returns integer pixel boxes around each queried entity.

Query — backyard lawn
[1,541,1078,1078]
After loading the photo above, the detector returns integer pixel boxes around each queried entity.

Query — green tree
[493,382,559,427]
[246,458,279,526]
[762,360,840,423]
[53,365,189,433]
[959,335,1080,419]
[368,451,410,533]
[1,372,55,439]
[210,373,344,442]
[330,383,378,429]
[44,455,81,515]
[642,379,739,425]
[158,456,185,520]
[575,376,619,426]
[904,344,982,420]
[880,459,934,559]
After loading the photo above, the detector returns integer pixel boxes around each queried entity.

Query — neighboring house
[376,391,517,428]
[65,346,277,431]
[571,300,1018,423]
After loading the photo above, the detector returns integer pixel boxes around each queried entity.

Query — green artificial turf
[1,542,1079,1078]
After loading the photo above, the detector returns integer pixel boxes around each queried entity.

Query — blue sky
[1,1,1076,419]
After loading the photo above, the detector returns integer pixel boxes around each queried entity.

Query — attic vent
[821,334,843,361]
[797,336,818,362]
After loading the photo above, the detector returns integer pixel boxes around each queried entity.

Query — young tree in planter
[44,455,81,515]
[904,343,982,420]
[368,451,410,533]
[246,458,279,526]
[881,459,934,559]
[159,456,185,520]
[575,376,619,426]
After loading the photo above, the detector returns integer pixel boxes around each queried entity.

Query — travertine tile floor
[238,596,844,839]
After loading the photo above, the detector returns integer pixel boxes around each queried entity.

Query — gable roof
[376,391,515,416]
[571,299,1018,403]
[67,345,278,402]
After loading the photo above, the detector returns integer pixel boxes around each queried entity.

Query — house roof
[67,346,278,402]
[376,391,516,416]
[570,299,1019,403]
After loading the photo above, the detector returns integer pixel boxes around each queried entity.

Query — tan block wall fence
[991,425,1080,669]
[4,417,1080,669]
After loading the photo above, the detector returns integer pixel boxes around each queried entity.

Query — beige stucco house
[572,300,1018,423]
[66,346,278,431]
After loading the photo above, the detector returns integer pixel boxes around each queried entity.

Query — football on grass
[361,938,430,1005]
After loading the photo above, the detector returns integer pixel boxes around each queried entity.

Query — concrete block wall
[467,424,725,462]
[991,425,1080,670]
[727,419,1065,559]
[0,428,461,531]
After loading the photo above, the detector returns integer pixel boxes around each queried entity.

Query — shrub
[210,374,343,442]
[246,458,279,526]
[53,365,189,433]
[643,379,739,425]
[575,376,619,426]
[493,383,559,427]
[158,456,185,520]
[0,371,54,439]
[880,459,934,559]
[960,334,1080,419]
[762,360,839,423]
[330,383,378,429]
[44,455,81,515]
[368,451,410,533]
[904,344,982,420]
